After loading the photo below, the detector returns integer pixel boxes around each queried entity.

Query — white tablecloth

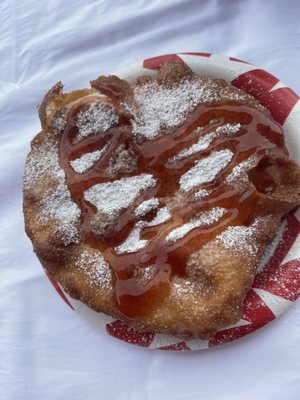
[1,1,300,399]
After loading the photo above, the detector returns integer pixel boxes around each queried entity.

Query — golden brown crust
[23,61,300,338]
[156,61,194,84]
[90,75,133,102]
[39,81,64,130]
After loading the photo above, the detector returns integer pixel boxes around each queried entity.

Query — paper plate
[47,53,300,351]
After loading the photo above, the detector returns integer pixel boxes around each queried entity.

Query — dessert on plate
[23,61,300,338]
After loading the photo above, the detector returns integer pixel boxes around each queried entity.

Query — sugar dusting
[165,207,226,244]
[116,207,171,254]
[180,149,233,192]
[75,250,111,288]
[215,123,241,136]
[226,155,258,184]
[194,189,210,199]
[24,144,62,190]
[135,198,159,218]
[70,145,108,173]
[216,218,265,257]
[116,221,148,253]
[126,78,250,140]
[40,182,81,245]
[84,174,157,216]
[24,142,81,245]
[171,128,212,161]
[76,100,119,141]
[133,265,158,286]
[51,108,68,135]
[173,123,241,161]
[106,143,137,175]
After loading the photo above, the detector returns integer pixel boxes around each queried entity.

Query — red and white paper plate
[47,53,300,351]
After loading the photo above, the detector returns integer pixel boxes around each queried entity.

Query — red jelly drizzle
[59,98,286,318]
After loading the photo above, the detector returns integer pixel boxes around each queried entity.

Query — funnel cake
[23,62,300,339]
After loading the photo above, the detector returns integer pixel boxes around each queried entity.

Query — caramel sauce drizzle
[59,98,286,318]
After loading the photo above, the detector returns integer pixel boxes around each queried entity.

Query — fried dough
[23,62,300,338]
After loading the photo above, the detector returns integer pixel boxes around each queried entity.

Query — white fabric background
[1,1,300,399]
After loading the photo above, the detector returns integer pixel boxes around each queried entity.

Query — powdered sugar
[115,221,148,254]
[172,123,241,161]
[76,100,119,141]
[84,174,157,216]
[51,108,68,135]
[150,207,172,226]
[134,265,158,285]
[116,207,171,254]
[226,155,258,184]
[215,123,241,136]
[216,219,263,257]
[40,181,81,245]
[125,74,253,140]
[180,149,233,191]
[24,142,81,245]
[127,79,220,140]
[75,250,111,288]
[70,146,108,173]
[194,189,210,199]
[165,207,226,243]
[135,198,159,218]
[106,143,137,175]
[172,129,212,161]
[24,144,63,189]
